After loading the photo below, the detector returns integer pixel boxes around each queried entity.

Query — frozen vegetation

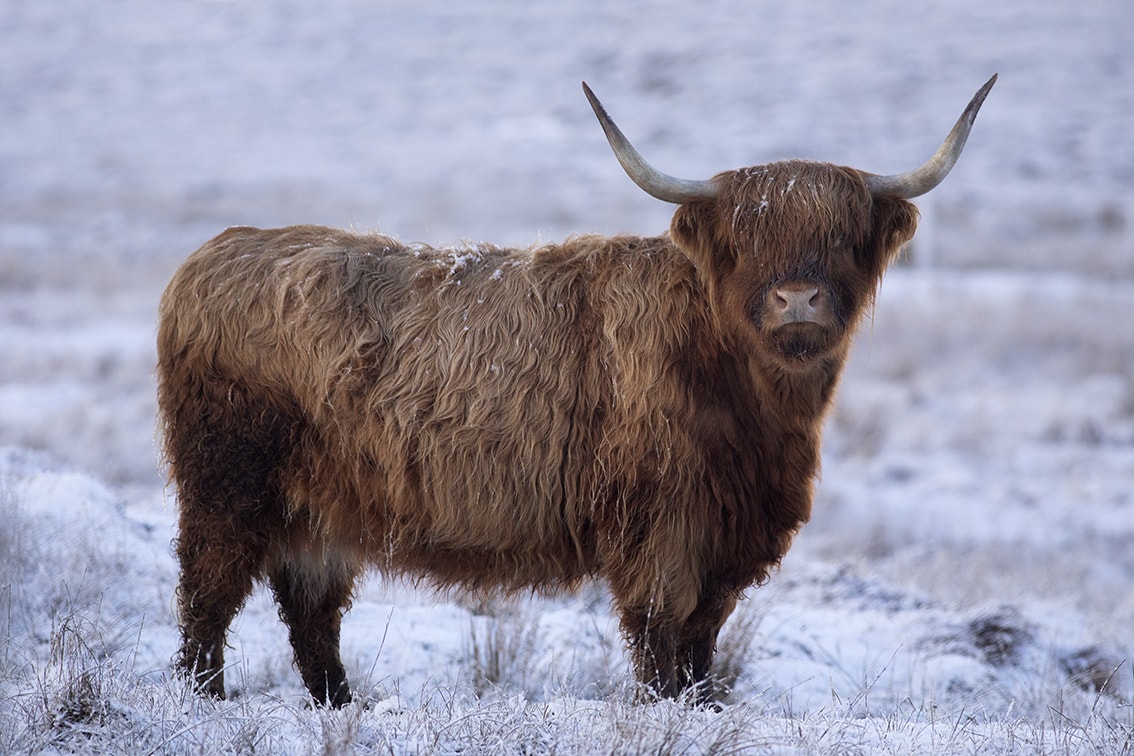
[1,0,1131,752]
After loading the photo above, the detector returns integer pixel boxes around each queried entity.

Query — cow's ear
[865,196,920,276]
[671,202,738,277]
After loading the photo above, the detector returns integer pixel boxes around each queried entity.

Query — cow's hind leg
[268,553,358,708]
[174,508,270,699]
[164,376,296,700]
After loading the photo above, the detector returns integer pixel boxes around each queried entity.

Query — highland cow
[158,76,995,707]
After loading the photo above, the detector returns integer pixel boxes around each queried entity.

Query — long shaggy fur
[158,160,919,706]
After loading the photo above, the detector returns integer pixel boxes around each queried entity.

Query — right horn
[864,74,997,199]
[583,82,719,205]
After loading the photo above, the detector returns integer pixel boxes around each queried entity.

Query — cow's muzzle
[767,283,828,327]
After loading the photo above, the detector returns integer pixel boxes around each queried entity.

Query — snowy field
[2,0,1132,752]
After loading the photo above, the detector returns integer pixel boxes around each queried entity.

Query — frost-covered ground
[2,0,1132,753]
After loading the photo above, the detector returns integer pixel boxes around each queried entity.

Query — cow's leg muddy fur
[174,503,270,700]
[165,376,296,701]
[268,558,357,708]
[619,609,682,700]
[677,592,738,707]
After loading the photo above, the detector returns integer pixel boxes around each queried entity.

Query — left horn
[583,82,718,205]
[864,74,997,198]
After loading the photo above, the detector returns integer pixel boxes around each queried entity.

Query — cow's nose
[770,285,822,324]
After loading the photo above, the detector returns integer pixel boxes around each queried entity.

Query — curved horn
[864,74,997,198]
[583,82,718,204]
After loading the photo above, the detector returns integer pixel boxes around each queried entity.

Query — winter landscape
[2,0,1132,753]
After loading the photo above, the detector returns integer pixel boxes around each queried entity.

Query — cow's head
[584,76,995,372]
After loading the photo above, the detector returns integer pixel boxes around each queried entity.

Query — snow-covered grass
[3,0,1132,752]
[2,463,1131,754]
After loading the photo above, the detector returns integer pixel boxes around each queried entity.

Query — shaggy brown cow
[158,76,995,707]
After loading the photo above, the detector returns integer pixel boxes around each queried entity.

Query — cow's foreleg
[677,591,738,707]
[619,608,681,700]
[268,554,358,708]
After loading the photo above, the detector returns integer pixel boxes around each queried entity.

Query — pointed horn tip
[581,81,597,105]
[961,74,998,125]
[581,81,608,120]
[970,73,998,111]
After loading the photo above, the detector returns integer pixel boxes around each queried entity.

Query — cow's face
[583,77,992,371]
[671,161,919,371]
